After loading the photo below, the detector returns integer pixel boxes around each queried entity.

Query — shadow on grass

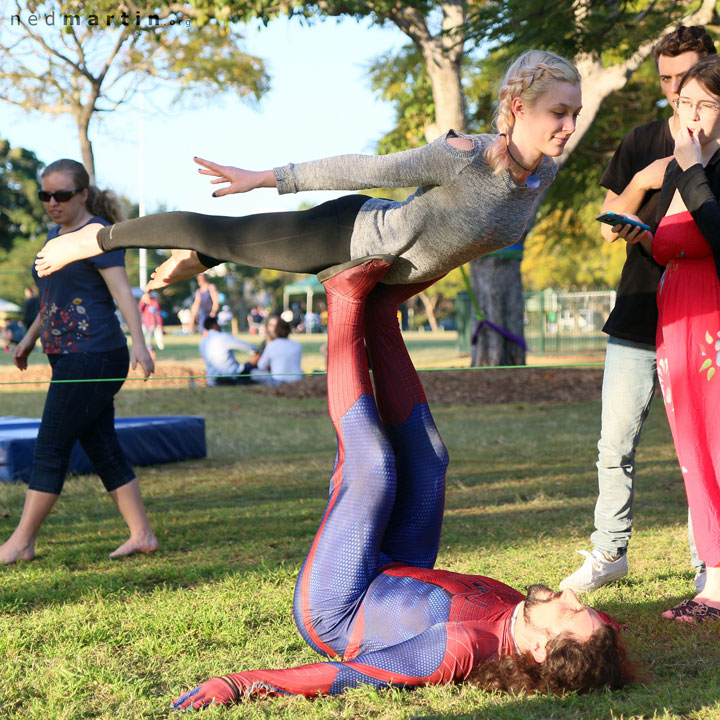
[0,460,693,613]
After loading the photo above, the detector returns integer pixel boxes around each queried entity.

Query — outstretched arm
[171,623,495,710]
[197,133,476,200]
[273,134,475,195]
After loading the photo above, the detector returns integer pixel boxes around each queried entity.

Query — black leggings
[97,194,370,273]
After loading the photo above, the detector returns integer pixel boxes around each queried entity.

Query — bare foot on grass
[146,249,209,290]
[35,222,105,276]
[109,531,159,559]
[0,538,35,566]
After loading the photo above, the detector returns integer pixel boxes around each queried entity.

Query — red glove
[171,676,239,711]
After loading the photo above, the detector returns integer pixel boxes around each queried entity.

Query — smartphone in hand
[596,212,651,232]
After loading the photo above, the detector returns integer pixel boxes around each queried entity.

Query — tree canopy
[0,138,47,254]
[0,0,270,179]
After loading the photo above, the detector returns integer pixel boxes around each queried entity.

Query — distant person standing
[0,158,156,566]
[139,291,165,355]
[22,287,40,331]
[247,304,266,335]
[250,315,303,386]
[177,307,192,335]
[189,273,219,332]
[217,304,233,329]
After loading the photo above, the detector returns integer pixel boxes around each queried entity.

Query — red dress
[655,211,720,568]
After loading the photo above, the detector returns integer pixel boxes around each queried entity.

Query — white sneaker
[694,566,707,594]
[559,549,628,593]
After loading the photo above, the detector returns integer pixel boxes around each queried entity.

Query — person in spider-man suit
[172,257,634,711]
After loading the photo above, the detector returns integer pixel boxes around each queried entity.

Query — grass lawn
[1,376,718,719]
[0,331,468,375]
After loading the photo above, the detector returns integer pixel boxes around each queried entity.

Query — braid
[485,51,580,174]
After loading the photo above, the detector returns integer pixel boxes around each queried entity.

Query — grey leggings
[97,195,370,273]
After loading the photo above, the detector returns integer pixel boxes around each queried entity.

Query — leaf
[706,331,713,344]
[700,359,712,372]
[709,367,715,381]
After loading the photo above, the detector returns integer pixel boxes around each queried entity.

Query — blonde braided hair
[485,50,580,174]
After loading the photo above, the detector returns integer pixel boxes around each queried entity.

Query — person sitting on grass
[198,316,257,386]
[172,256,634,711]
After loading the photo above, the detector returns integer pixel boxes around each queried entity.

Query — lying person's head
[470,584,634,694]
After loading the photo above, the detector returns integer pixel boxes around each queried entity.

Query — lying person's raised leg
[364,280,449,569]
[293,255,397,659]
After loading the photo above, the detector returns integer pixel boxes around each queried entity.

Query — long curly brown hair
[468,625,635,695]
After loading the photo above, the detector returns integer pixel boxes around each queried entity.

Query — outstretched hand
[171,677,239,711]
[194,156,275,197]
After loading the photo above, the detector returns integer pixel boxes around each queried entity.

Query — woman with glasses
[613,56,720,622]
[32,50,581,291]
[0,159,158,566]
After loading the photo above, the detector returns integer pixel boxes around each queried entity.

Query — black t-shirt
[600,118,674,345]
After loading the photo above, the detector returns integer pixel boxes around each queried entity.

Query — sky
[1,13,409,217]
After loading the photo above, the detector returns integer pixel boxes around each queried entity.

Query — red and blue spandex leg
[293,268,449,659]
[171,264,458,710]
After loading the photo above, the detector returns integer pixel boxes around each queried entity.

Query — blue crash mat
[0,416,206,482]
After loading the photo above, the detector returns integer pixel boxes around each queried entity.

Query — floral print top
[32,217,127,354]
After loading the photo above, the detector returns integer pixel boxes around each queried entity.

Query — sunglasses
[38,188,84,203]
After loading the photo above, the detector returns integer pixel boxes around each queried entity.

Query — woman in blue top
[0,159,158,566]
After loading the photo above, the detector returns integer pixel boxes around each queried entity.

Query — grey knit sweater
[273,131,557,284]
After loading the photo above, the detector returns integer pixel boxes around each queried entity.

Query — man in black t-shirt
[561,26,717,594]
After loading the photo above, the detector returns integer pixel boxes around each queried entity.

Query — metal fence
[455,289,616,356]
[524,289,615,354]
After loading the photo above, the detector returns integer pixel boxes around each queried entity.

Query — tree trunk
[391,2,466,140]
[417,291,440,331]
[76,110,96,183]
[469,255,526,367]
[423,57,466,141]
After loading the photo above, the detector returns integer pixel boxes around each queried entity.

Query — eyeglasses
[673,97,720,117]
[37,188,84,203]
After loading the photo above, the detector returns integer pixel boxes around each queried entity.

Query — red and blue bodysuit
[172,259,523,710]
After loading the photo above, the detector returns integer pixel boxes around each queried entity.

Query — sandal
[663,598,720,623]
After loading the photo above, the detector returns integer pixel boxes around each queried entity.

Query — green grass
[1,383,719,719]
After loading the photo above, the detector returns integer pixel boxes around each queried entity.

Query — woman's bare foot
[35,222,105,276]
[145,250,209,290]
[0,538,35,566]
[108,531,159,559]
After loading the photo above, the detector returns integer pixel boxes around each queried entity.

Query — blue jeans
[29,347,135,495]
[591,337,702,569]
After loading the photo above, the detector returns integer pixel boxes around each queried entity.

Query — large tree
[185,0,718,363]
[0,0,269,181]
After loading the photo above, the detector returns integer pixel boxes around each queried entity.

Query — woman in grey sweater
[35,50,581,288]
